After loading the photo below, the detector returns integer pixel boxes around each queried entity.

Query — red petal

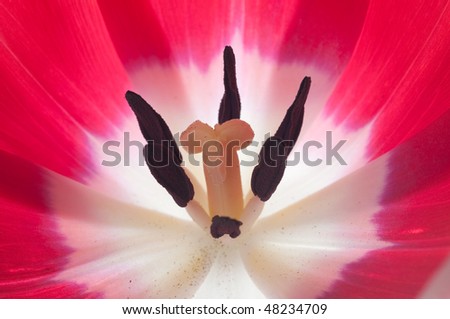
[326,0,450,157]
[0,150,99,298]
[98,0,241,71]
[322,110,450,298]
[97,0,173,65]
[321,248,449,298]
[244,0,369,70]
[99,0,368,70]
[0,2,131,179]
[241,1,369,152]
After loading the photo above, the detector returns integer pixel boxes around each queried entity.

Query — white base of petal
[85,122,197,220]
[47,172,215,298]
[261,118,376,218]
[243,155,390,298]
[193,241,266,299]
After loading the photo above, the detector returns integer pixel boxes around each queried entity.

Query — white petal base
[47,172,215,298]
[243,154,390,297]
[193,240,265,299]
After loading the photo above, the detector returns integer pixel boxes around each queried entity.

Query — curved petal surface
[244,109,450,298]
[242,151,388,298]
[0,149,215,298]
[0,1,131,180]
[326,0,450,158]
[99,0,369,132]
[322,109,450,298]
[48,172,214,298]
[0,150,97,297]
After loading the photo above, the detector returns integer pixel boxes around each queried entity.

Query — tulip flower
[1,0,449,298]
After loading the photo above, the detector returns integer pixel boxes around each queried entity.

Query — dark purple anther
[251,76,311,201]
[126,91,194,207]
[218,46,241,124]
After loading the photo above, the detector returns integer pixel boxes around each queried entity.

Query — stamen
[274,76,311,150]
[251,76,311,201]
[125,91,182,163]
[125,91,194,207]
[251,137,287,201]
[218,46,241,124]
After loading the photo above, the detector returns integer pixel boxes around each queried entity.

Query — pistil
[180,119,254,222]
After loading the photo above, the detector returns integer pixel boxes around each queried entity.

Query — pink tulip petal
[264,0,449,216]
[98,0,239,70]
[2,0,448,299]
[239,2,370,187]
[242,153,388,298]
[47,172,215,298]
[97,0,173,65]
[99,0,369,70]
[244,109,450,298]
[0,148,215,298]
[0,150,98,298]
[321,110,450,297]
[420,257,450,298]
[244,0,369,68]
[0,2,131,179]
[326,0,450,158]
[98,1,240,135]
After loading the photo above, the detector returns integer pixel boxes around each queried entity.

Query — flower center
[125,46,311,240]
